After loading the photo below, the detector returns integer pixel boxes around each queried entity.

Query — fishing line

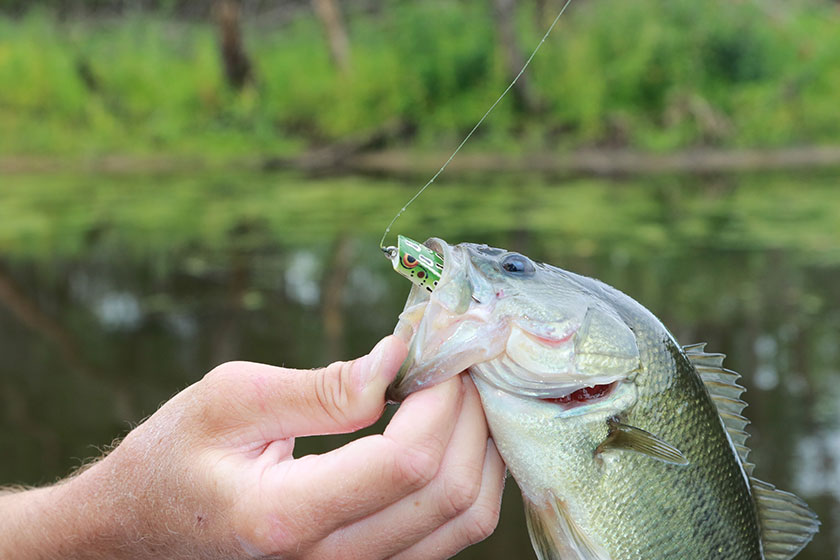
[379,0,575,250]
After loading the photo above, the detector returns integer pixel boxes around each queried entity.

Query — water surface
[1,169,838,558]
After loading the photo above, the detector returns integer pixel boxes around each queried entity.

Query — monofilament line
[379,0,575,249]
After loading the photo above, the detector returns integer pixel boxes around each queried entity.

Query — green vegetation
[3,170,839,267]
[2,0,840,159]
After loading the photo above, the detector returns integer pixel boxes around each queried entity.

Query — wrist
[0,460,143,560]
[0,477,107,559]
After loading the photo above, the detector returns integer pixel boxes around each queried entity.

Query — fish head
[387,238,641,404]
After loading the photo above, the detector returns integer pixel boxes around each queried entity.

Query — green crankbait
[383,235,443,293]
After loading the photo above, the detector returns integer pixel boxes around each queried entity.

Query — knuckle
[438,465,482,519]
[203,361,245,387]
[461,503,501,544]
[201,361,261,406]
[394,444,441,490]
[194,361,253,422]
[312,361,351,425]
[233,514,302,559]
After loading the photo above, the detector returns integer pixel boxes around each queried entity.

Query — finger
[234,377,466,557]
[199,335,407,440]
[390,439,506,560]
[310,375,489,559]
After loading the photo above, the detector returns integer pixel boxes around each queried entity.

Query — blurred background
[1,0,839,557]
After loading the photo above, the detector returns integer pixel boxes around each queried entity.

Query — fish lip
[388,238,501,402]
[387,238,451,402]
[424,237,449,256]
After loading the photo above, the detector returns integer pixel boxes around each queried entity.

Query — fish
[386,237,819,560]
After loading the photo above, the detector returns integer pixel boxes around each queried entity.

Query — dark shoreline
[5,145,840,178]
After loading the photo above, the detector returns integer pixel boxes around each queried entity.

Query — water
[1,169,839,558]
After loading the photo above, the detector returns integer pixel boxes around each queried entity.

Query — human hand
[15,335,504,559]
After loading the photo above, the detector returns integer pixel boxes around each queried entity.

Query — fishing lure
[383,235,444,293]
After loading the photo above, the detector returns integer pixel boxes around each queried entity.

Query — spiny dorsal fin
[523,491,611,560]
[750,478,820,560]
[684,343,755,474]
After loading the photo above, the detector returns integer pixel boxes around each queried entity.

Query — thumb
[294,335,408,435]
[203,336,408,439]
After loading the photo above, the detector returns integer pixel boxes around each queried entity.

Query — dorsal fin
[684,343,820,559]
[750,478,820,560]
[683,343,754,474]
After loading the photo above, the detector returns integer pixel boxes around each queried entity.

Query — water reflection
[1,171,839,558]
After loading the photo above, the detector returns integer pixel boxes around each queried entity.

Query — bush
[1,0,839,157]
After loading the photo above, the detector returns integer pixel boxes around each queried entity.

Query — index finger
[235,376,466,556]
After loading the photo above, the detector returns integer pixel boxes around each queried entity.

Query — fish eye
[500,253,535,275]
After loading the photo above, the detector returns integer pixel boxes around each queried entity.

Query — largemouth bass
[386,237,818,560]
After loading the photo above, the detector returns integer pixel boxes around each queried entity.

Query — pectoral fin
[523,491,611,560]
[595,418,689,465]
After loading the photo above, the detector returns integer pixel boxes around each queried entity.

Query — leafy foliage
[1,0,840,157]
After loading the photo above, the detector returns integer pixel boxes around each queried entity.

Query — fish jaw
[471,309,637,400]
[388,239,509,401]
[387,238,642,402]
[470,375,638,558]
[395,300,508,397]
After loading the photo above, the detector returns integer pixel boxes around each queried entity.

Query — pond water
[1,169,839,558]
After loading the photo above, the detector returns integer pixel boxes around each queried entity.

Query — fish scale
[574,337,760,558]
[388,237,817,560]
[472,344,761,558]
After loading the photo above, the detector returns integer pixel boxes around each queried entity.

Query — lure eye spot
[402,253,419,268]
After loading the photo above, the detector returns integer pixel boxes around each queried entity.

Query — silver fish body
[388,238,818,560]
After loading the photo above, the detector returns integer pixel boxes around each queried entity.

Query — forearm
[0,479,111,559]
[0,459,184,560]
[0,398,244,560]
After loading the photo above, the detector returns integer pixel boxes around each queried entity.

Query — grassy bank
[2,0,840,158]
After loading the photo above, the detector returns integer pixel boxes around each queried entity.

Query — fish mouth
[387,238,508,402]
[386,239,641,406]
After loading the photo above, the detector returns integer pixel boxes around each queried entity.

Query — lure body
[384,235,444,293]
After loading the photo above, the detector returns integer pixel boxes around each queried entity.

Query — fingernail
[354,337,389,390]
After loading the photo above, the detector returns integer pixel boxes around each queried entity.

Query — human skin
[0,335,505,559]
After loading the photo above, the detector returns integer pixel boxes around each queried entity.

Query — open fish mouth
[387,238,509,401]
[386,237,641,404]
